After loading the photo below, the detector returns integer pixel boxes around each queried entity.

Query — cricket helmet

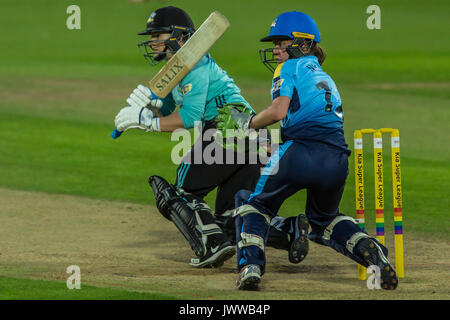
[259,11,321,73]
[138,6,195,66]
[260,11,321,43]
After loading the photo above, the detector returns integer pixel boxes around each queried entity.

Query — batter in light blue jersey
[217,11,399,290]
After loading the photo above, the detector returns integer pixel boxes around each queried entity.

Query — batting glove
[114,105,159,132]
[126,84,163,116]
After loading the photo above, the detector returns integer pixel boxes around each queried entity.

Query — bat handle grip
[111,128,123,139]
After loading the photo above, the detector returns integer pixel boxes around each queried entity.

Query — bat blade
[149,11,230,98]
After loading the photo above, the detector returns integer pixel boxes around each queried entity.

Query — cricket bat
[111,11,230,139]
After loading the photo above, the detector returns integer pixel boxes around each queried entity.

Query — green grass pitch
[0,0,449,299]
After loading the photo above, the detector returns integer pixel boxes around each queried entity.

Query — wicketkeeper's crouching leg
[234,204,270,290]
[216,210,309,263]
[148,175,235,268]
[309,215,398,290]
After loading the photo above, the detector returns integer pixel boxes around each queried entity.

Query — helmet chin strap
[156,27,192,61]
[154,52,167,61]
[139,25,194,66]
[286,37,313,59]
[164,26,190,53]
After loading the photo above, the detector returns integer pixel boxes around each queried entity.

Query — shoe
[288,214,309,263]
[189,241,235,268]
[236,264,261,290]
[355,238,398,290]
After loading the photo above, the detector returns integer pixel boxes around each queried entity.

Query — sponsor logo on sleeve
[271,78,284,98]
[180,83,192,95]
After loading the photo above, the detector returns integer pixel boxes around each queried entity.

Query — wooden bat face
[149,11,230,98]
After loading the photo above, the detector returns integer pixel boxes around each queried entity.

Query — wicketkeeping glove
[216,104,255,133]
[214,104,256,151]
[126,84,163,117]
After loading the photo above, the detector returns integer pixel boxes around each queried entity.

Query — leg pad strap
[323,216,358,242]
[238,232,265,251]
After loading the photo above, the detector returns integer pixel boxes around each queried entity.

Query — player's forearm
[250,96,290,129]
[158,111,185,132]
[249,108,280,129]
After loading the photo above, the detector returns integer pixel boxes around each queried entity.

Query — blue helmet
[259,11,321,73]
[260,11,321,43]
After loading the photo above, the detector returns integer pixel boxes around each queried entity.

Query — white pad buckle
[196,223,222,236]
[238,232,265,251]
[233,204,270,223]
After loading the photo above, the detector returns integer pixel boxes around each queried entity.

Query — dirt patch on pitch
[0,187,449,300]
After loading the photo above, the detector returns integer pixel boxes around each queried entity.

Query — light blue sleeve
[278,62,296,98]
[271,61,295,100]
[177,64,209,128]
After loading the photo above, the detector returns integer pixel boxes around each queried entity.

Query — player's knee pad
[148,175,224,258]
[234,205,270,271]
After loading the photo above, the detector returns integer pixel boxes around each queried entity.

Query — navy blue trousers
[235,139,352,271]
[246,140,348,233]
